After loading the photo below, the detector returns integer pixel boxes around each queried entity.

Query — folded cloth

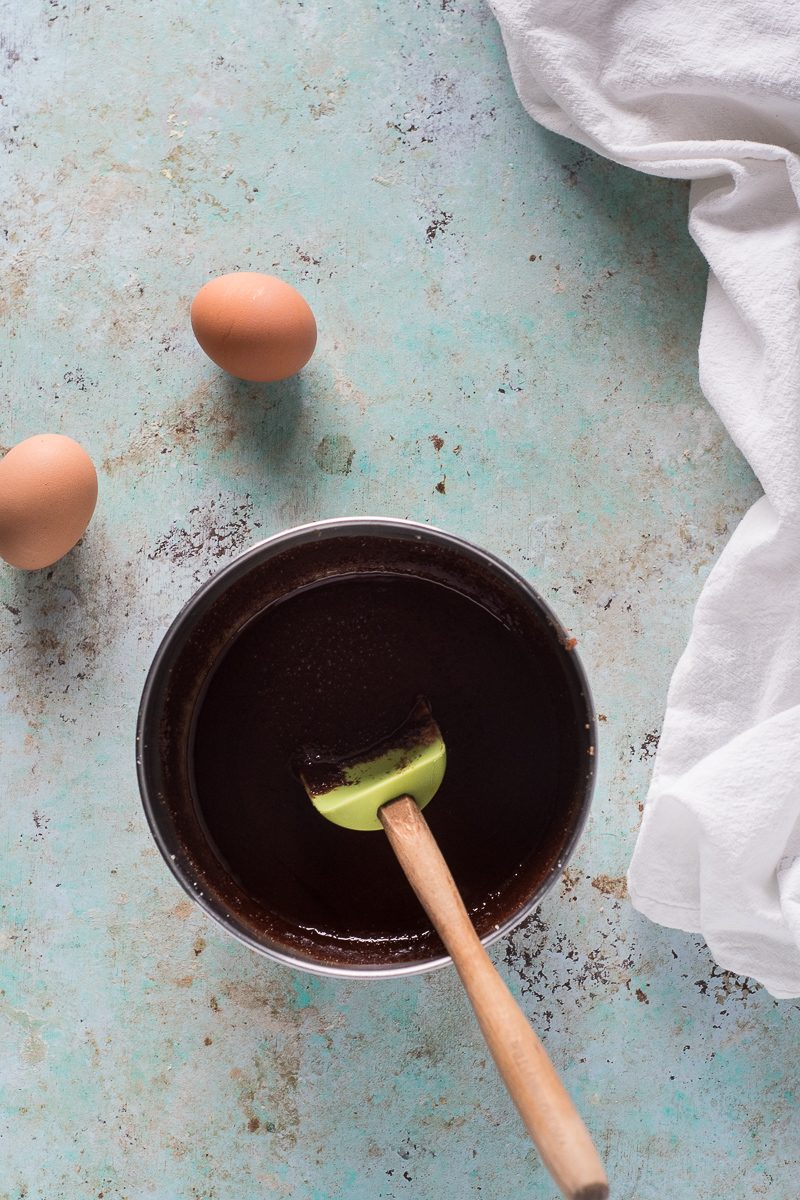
[489,0,800,997]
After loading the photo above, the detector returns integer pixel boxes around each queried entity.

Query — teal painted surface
[0,1,796,1197]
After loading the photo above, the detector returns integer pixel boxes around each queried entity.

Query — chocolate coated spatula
[298,700,609,1200]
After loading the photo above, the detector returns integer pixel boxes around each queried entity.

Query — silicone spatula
[297,700,609,1200]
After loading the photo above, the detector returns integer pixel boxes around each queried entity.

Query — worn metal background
[0,1,796,1197]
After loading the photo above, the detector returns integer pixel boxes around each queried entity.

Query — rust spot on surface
[591,874,628,899]
[309,79,348,121]
[103,379,237,473]
[209,995,221,1013]
[635,987,649,1004]
[170,899,193,921]
[429,434,444,452]
[148,495,257,580]
[564,636,578,651]
[560,867,584,896]
[425,211,452,242]
[247,1117,260,1133]
[21,1032,46,1065]
[175,975,193,988]
[193,934,206,956]
[32,810,49,840]
[435,478,446,494]
[635,729,661,761]
[314,433,355,476]
[204,1036,213,1046]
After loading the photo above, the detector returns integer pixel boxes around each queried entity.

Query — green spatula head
[297,698,446,831]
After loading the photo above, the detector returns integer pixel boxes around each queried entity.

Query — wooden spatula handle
[380,796,609,1200]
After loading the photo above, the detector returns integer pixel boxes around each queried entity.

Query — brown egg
[190,272,317,382]
[0,434,98,570]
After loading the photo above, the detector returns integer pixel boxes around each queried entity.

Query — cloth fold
[489,0,800,996]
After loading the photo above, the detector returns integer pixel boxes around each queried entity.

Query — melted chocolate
[189,569,584,963]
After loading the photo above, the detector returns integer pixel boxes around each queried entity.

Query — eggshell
[190,272,317,382]
[0,434,98,570]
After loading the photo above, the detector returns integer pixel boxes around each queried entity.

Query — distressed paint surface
[0,2,796,1197]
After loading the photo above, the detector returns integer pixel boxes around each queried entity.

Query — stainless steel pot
[136,517,596,979]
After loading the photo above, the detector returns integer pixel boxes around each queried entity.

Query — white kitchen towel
[489,0,800,997]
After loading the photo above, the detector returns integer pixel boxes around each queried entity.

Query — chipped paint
[591,874,628,900]
[0,1,794,1198]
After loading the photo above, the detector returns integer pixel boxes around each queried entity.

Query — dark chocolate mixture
[190,571,581,962]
